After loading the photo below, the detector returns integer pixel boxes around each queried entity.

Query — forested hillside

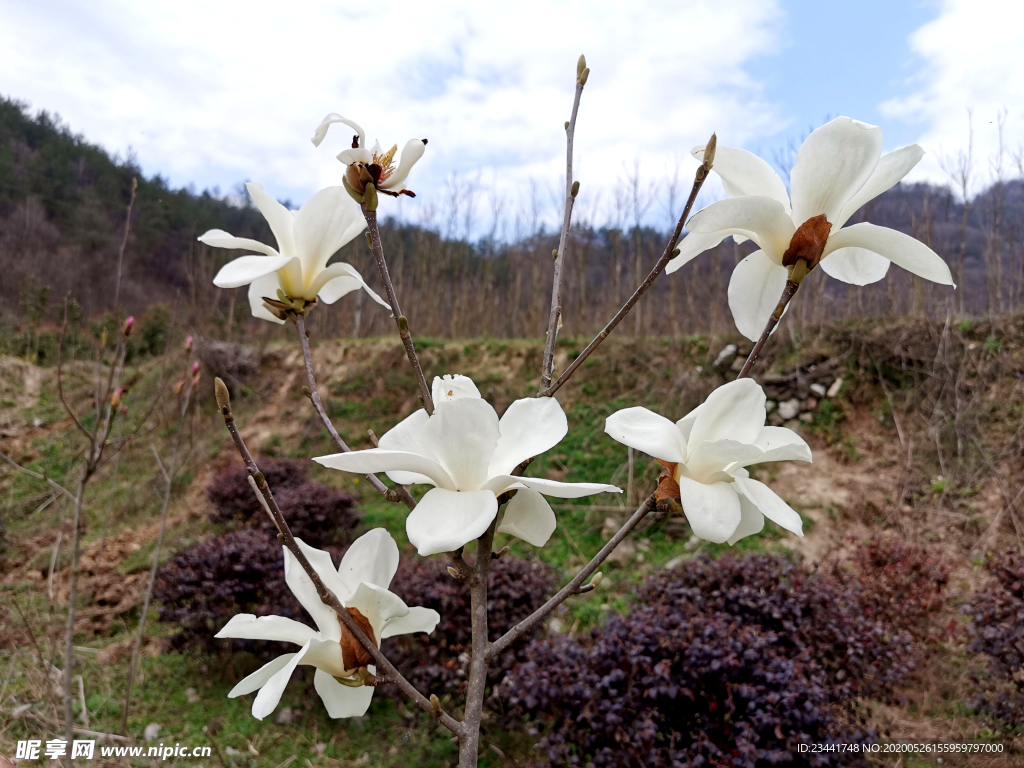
[2,96,1023,347]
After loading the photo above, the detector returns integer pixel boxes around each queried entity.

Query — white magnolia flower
[314,375,621,556]
[604,379,810,545]
[215,529,439,720]
[666,117,955,340]
[201,182,388,324]
[312,114,426,197]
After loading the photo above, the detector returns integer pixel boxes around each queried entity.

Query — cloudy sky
[1,0,1022,232]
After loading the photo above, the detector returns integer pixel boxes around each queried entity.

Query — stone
[548,617,565,633]
[606,538,636,566]
[32,417,45,428]
[827,378,843,398]
[767,411,784,426]
[600,517,619,541]
[778,398,801,420]
[224,747,242,757]
[810,383,827,397]
[185,687,200,704]
[274,707,293,725]
[664,554,687,570]
[805,397,817,410]
[765,400,777,413]
[730,356,745,372]
[144,723,161,742]
[799,412,814,423]
[713,344,737,367]
[685,534,702,552]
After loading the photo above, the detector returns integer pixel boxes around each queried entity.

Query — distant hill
[2,95,1022,344]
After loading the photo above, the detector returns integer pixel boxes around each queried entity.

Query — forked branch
[542,135,715,397]
[213,378,462,737]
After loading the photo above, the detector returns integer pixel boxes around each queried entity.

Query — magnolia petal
[790,117,883,225]
[686,196,795,263]
[380,606,441,639]
[734,477,803,536]
[406,487,498,556]
[687,379,766,452]
[199,229,279,258]
[377,410,436,486]
[605,406,687,464]
[293,187,367,281]
[692,144,791,212]
[665,230,729,275]
[513,476,621,499]
[337,148,374,165]
[488,397,569,477]
[835,144,924,228]
[380,138,426,191]
[676,475,742,544]
[348,581,410,644]
[338,528,400,593]
[313,448,454,491]
[421,398,500,491]
[213,254,295,289]
[727,249,790,341]
[750,426,812,464]
[432,374,481,403]
[312,113,365,149]
[727,493,765,546]
[819,247,891,285]
[685,439,765,483]
[227,653,296,698]
[824,223,954,285]
[247,272,287,324]
[310,262,389,307]
[285,544,344,640]
[215,614,316,647]
[246,182,297,260]
[497,487,557,546]
[314,668,374,718]
[251,642,307,720]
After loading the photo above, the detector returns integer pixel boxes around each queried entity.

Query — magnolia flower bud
[123,316,134,338]
[702,132,717,172]
[571,181,580,198]
[214,377,231,414]
[192,361,200,376]
[175,379,185,395]
[578,67,590,86]
[576,54,587,79]
[111,387,123,408]
[185,335,194,353]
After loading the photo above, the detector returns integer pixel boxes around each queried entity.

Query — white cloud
[0,0,783,229]
[880,0,1024,193]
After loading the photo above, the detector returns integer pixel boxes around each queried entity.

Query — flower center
[782,214,832,270]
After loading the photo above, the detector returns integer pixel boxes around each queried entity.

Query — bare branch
[459,519,497,766]
[736,267,805,379]
[361,206,435,415]
[540,59,587,389]
[542,142,713,397]
[0,450,76,502]
[488,493,655,660]
[294,315,415,509]
[214,379,462,737]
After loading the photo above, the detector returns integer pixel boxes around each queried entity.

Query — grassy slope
[2,326,1022,766]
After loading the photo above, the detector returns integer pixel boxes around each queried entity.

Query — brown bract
[344,143,417,198]
[340,607,377,670]
[655,459,681,505]
[782,214,832,269]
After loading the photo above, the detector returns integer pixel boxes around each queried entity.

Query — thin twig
[540,69,586,389]
[459,520,497,767]
[121,371,193,735]
[542,154,711,397]
[489,493,655,659]
[361,206,434,415]
[0,452,75,502]
[294,315,415,509]
[736,272,803,379]
[214,380,462,737]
